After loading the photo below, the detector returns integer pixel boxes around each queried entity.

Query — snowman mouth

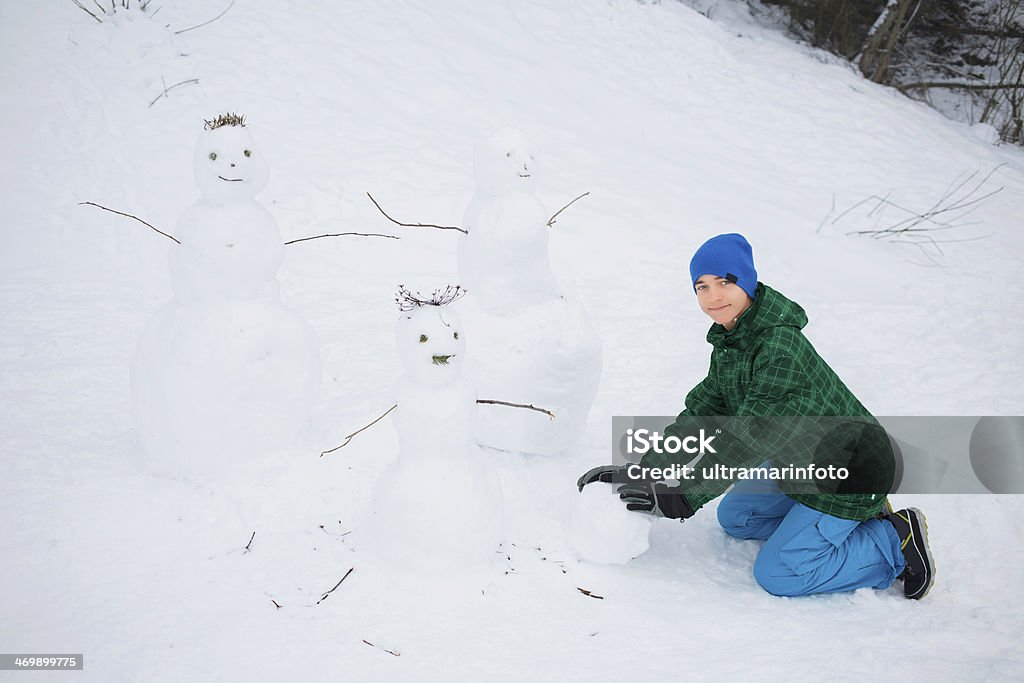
[218,176,244,182]
[518,173,531,178]
[432,354,455,365]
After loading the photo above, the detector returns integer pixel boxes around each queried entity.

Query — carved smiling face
[473,126,537,196]
[193,125,269,204]
[396,305,466,386]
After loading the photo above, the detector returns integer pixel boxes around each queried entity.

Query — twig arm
[366,193,467,234]
[547,191,590,227]
[477,399,555,419]
[79,201,181,244]
[285,232,399,245]
[320,404,398,456]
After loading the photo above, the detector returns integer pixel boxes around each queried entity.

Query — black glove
[576,464,633,491]
[616,480,695,520]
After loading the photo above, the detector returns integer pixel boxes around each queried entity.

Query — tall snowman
[456,127,602,455]
[367,287,504,574]
[131,113,320,472]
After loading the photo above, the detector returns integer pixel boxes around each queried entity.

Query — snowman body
[170,201,283,303]
[131,123,319,467]
[456,128,602,455]
[370,304,503,573]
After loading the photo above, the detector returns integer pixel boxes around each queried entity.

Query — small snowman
[131,113,320,469]
[366,286,504,574]
[456,127,603,455]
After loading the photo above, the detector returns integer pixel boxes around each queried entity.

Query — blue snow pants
[715,473,905,597]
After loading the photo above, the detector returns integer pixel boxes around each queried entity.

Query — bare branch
[174,0,234,35]
[366,193,467,234]
[148,78,199,108]
[476,399,555,419]
[243,531,255,553]
[897,81,1022,92]
[71,0,103,23]
[79,201,180,244]
[362,640,400,657]
[320,404,398,456]
[316,566,354,605]
[285,232,399,245]
[547,191,590,227]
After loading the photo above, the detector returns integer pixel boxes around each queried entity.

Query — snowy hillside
[2,0,1023,680]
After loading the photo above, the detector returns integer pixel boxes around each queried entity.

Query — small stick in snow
[577,587,604,600]
[271,599,282,609]
[285,232,399,245]
[476,399,555,419]
[79,201,181,244]
[316,567,354,605]
[362,640,400,657]
[173,0,234,35]
[147,78,199,108]
[71,0,103,22]
[547,191,590,227]
[243,531,255,553]
[320,404,398,456]
[366,193,467,234]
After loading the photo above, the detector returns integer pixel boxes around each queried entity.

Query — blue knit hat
[689,233,758,299]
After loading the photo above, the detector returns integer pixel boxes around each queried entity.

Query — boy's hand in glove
[616,480,696,520]
[577,464,696,521]
[576,464,633,491]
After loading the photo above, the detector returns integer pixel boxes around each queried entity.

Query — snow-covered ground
[2,1,1023,680]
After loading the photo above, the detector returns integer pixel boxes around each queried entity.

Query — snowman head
[193,113,269,204]
[395,286,468,386]
[473,126,537,196]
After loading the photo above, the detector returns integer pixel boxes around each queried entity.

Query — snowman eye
[453,331,459,339]
[209,152,217,161]
[506,152,511,158]
[244,150,252,158]
[419,334,428,343]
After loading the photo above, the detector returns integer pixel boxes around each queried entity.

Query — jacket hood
[706,283,808,349]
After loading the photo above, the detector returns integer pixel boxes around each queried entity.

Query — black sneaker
[885,507,935,600]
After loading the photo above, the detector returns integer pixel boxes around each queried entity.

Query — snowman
[366,286,504,574]
[130,113,320,470]
[456,127,602,455]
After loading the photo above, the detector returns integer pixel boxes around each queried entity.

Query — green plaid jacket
[642,283,892,521]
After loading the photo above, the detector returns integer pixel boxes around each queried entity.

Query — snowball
[570,483,652,565]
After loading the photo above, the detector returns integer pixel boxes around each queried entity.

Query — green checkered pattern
[642,283,892,521]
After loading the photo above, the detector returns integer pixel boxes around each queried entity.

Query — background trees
[758,0,1024,144]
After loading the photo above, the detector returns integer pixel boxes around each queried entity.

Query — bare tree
[858,0,921,82]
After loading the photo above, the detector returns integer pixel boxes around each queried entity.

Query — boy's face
[694,274,752,330]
